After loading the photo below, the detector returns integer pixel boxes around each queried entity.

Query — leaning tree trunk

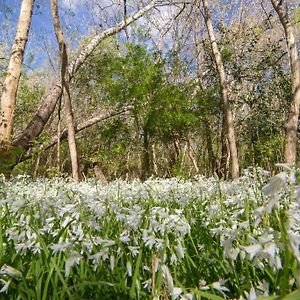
[12,0,158,152]
[51,0,80,181]
[12,108,132,168]
[271,0,300,165]
[202,0,239,179]
[0,0,34,148]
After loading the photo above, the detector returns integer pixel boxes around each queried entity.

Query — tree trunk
[93,162,108,183]
[0,0,34,148]
[13,85,62,150]
[151,143,158,176]
[202,0,239,179]
[187,140,199,174]
[64,88,80,181]
[204,118,217,175]
[141,127,151,180]
[32,152,41,179]
[13,1,157,152]
[271,0,300,165]
[56,95,62,173]
[51,0,79,181]
[194,6,216,176]
[217,115,228,179]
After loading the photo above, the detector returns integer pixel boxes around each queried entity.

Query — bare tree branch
[44,106,132,151]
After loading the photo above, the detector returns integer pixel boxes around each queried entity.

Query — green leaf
[194,290,225,300]
[282,290,300,300]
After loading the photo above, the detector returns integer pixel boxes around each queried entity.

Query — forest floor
[0,169,299,299]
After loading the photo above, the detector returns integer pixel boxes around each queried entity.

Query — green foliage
[73,42,202,178]
[293,8,300,30]
[146,83,198,141]
[14,76,45,131]
[0,146,24,177]
[11,15,295,178]
[255,135,284,167]
[221,47,234,61]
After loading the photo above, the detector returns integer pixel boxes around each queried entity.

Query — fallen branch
[44,106,132,151]
[13,106,132,168]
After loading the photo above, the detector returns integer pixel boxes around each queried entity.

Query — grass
[0,168,300,299]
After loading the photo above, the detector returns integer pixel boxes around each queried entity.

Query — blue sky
[0,0,95,70]
[0,0,166,71]
[1,0,288,73]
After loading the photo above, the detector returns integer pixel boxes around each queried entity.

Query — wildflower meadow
[1,168,300,299]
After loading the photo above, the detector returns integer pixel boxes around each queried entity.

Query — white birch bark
[0,0,34,148]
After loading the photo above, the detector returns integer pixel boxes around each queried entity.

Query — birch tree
[271,0,300,165]
[0,0,34,149]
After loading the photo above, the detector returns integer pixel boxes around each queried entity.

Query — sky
[0,0,97,70]
[1,0,289,73]
[0,0,175,70]
[0,0,180,72]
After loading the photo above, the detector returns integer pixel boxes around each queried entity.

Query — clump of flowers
[0,168,299,299]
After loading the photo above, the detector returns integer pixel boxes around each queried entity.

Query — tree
[12,0,159,155]
[0,0,34,150]
[50,0,79,181]
[201,0,239,179]
[271,0,300,165]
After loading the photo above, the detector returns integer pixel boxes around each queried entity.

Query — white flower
[172,287,182,299]
[170,253,177,264]
[89,248,110,263]
[242,244,262,260]
[211,280,229,293]
[110,255,115,271]
[128,246,139,257]
[119,233,131,243]
[0,279,11,294]
[275,255,282,270]
[181,293,193,300]
[263,243,276,260]
[244,286,257,300]
[161,264,174,292]
[256,280,269,296]
[94,238,115,247]
[143,234,156,249]
[126,261,132,277]
[142,278,152,292]
[65,251,82,276]
[50,242,72,253]
[253,207,266,227]
[198,280,207,287]
[262,172,287,196]
[61,216,73,228]
[0,264,22,277]
[175,242,185,259]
